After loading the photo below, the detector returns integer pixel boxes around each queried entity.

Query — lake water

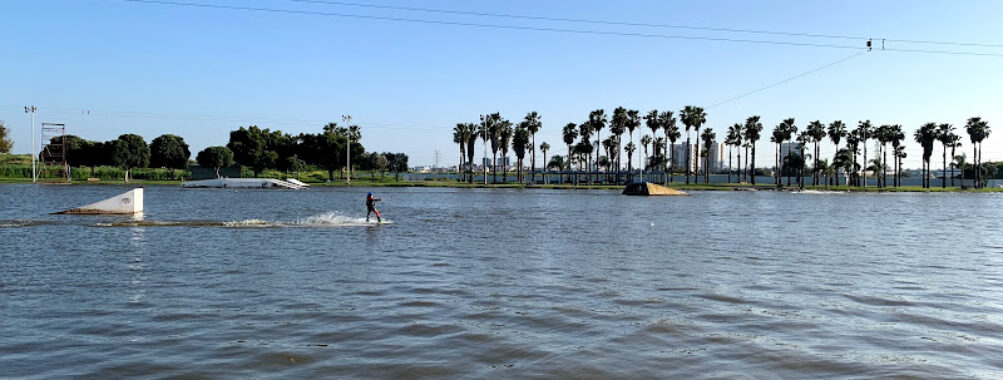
[2,184,1003,378]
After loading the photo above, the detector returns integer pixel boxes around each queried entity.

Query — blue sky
[3,0,1002,167]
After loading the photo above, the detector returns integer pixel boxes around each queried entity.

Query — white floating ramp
[57,188,144,214]
[180,178,307,189]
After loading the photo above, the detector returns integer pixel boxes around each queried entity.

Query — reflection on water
[1,184,1003,378]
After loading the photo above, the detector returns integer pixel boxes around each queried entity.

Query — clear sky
[3,0,1002,168]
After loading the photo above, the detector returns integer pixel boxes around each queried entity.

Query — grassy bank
[4,175,1000,192]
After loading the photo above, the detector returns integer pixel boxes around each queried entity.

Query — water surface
[2,184,1003,378]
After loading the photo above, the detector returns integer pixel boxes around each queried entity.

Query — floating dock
[180,178,308,189]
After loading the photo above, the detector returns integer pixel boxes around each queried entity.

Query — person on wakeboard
[366,192,382,223]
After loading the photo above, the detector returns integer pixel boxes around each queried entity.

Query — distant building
[670,142,725,172]
[482,156,511,168]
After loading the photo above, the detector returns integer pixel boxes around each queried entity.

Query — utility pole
[433,149,441,180]
[342,114,352,185]
[24,106,36,183]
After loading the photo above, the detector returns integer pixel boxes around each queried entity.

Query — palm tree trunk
[775,143,780,186]
[728,146,732,183]
[950,145,956,187]
[863,141,868,188]
[694,129,700,184]
[530,134,536,184]
[974,144,979,188]
[750,145,757,186]
[685,137,691,184]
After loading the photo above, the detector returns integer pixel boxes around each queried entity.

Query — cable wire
[285,0,1003,49]
[122,0,1003,57]
[708,51,868,108]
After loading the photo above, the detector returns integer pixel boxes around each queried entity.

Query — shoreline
[1,177,1000,192]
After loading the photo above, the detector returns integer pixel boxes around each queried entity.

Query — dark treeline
[454,108,996,189]
[35,123,408,182]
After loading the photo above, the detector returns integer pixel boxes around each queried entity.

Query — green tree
[701,128,716,182]
[0,121,12,153]
[827,121,847,185]
[936,123,956,188]
[285,155,306,177]
[562,123,578,183]
[149,134,191,178]
[660,111,680,184]
[499,122,514,183]
[521,112,542,183]
[625,109,641,176]
[465,123,478,184]
[725,123,742,183]
[539,141,550,183]
[915,123,938,188]
[856,120,873,187]
[644,110,662,173]
[610,107,627,177]
[965,117,991,188]
[196,146,234,178]
[588,109,607,183]
[806,120,826,186]
[680,106,708,183]
[453,123,470,182]
[112,134,150,183]
[372,153,389,181]
[743,116,763,186]
[512,126,530,183]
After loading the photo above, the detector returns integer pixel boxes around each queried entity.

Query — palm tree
[610,107,627,182]
[499,122,514,183]
[539,142,550,184]
[579,120,595,182]
[895,147,906,187]
[680,106,708,184]
[827,120,847,185]
[701,128,716,182]
[965,117,990,188]
[955,153,968,188]
[602,136,616,179]
[807,120,826,186]
[874,125,892,188]
[833,148,851,187]
[478,113,497,185]
[465,123,478,183]
[948,134,962,187]
[589,109,608,183]
[660,111,680,184]
[915,123,938,188]
[512,126,530,183]
[888,125,904,187]
[856,120,872,187]
[726,123,742,183]
[562,123,578,183]
[845,131,860,186]
[936,123,955,188]
[652,137,666,172]
[770,125,784,186]
[644,110,661,174]
[640,134,652,173]
[781,118,798,186]
[453,123,468,182]
[744,116,763,186]
[624,142,636,181]
[626,109,642,177]
[548,155,564,178]
[522,112,542,184]
[795,130,810,187]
